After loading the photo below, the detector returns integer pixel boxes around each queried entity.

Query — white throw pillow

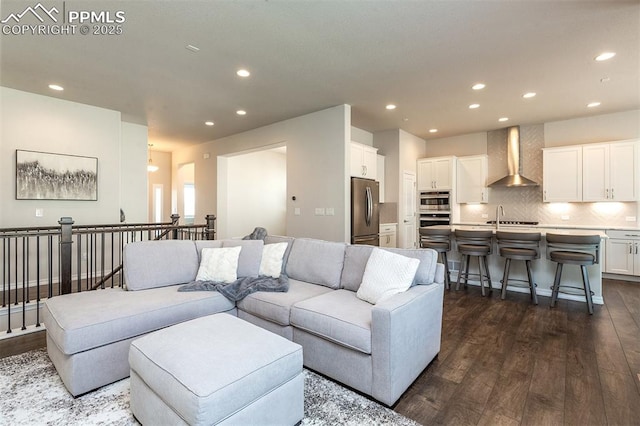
[259,242,288,278]
[356,247,420,304]
[195,246,242,283]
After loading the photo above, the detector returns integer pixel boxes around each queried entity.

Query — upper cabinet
[543,140,637,203]
[456,155,488,203]
[350,142,377,179]
[583,141,636,202]
[543,146,582,202]
[417,156,455,190]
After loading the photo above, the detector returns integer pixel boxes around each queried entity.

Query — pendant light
[147,144,159,172]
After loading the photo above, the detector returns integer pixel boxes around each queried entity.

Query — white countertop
[437,223,608,238]
[453,221,640,232]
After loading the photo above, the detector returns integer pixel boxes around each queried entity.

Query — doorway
[218,146,287,239]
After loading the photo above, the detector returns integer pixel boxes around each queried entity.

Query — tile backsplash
[459,124,638,228]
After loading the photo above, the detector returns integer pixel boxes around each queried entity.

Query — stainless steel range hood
[488,126,539,187]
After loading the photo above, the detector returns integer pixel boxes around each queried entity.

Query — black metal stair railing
[0,214,216,334]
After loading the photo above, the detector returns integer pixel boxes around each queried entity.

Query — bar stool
[419,227,452,289]
[546,233,601,315]
[454,229,493,296]
[496,231,541,305]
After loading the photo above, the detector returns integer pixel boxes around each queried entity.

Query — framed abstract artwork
[16,150,98,201]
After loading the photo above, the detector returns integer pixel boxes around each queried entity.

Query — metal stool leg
[581,265,594,315]
[550,263,563,308]
[456,254,466,290]
[482,255,492,294]
[501,258,511,300]
[477,256,486,297]
[525,259,538,305]
[442,251,450,290]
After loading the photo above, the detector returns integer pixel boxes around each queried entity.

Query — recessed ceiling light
[186,44,200,52]
[522,92,536,99]
[469,103,480,109]
[498,117,509,122]
[385,104,396,110]
[429,129,438,133]
[48,84,64,91]
[600,76,611,83]
[595,52,615,61]
[587,102,601,108]
[472,83,486,90]
[236,69,250,77]
[403,118,409,122]
[205,121,215,126]
[236,110,247,116]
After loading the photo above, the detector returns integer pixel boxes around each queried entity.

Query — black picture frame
[16,150,98,201]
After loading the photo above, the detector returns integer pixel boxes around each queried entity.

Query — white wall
[0,87,147,227]
[172,105,351,242]
[120,122,149,223]
[221,148,287,239]
[424,132,487,157]
[545,109,640,146]
[351,126,373,146]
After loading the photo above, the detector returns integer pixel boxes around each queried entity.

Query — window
[153,184,163,223]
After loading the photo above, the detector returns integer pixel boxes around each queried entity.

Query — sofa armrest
[370,282,444,405]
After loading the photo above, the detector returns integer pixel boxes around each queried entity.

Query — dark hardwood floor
[395,278,640,425]
[1,278,639,425]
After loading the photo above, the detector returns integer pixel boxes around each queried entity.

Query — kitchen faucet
[496,205,505,229]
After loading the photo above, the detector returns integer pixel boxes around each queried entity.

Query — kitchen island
[429,224,607,305]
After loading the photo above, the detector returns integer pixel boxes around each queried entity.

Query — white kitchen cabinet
[543,146,582,202]
[417,156,454,190]
[377,154,385,202]
[606,230,640,276]
[350,142,378,179]
[456,155,488,203]
[583,141,636,202]
[379,223,397,248]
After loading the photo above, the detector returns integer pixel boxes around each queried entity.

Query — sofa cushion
[196,246,242,283]
[264,235,295,275]
[260,242,289,278]
[356,248,419,304]
[237,279,332,326]
[194,240,224,259]
[223,239,264,278]
[124,240,199,291]
[290,290,372,354]
[385,247,438,285]
[286,238,346,289]
[340,245,374,291]
[43,286,235,355]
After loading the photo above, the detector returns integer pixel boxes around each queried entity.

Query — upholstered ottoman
[129,314,304,425]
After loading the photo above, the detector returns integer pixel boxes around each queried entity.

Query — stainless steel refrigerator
[351,177,380,246]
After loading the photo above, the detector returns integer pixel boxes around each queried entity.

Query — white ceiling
[1,1,639,152]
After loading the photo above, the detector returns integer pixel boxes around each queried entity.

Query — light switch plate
[294,208,301,216]
[326,208,335,216]
[315,208,325,216]
[625,216,636,222]
[35,208,43,217]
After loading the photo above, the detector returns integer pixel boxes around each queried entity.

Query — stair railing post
[58,217,74,295]
[205,214,216,240]
[170,214,180,239]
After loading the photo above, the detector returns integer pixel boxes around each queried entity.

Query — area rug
[0,349,419,425]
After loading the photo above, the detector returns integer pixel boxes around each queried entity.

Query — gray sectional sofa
[43,235,445,406]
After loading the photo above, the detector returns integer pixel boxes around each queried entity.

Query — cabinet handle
[606,188,609,199]
[630,243,634,255]
[611,188,614,199]
[636,242,638,255]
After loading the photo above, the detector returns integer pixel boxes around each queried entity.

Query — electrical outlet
[481,213,488,219]
[315,208,325,216]
[626,216,636,222]
[35,208,44,217]
[326,208,335,216]
[561,215,570,220]
[294,208,301,216]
